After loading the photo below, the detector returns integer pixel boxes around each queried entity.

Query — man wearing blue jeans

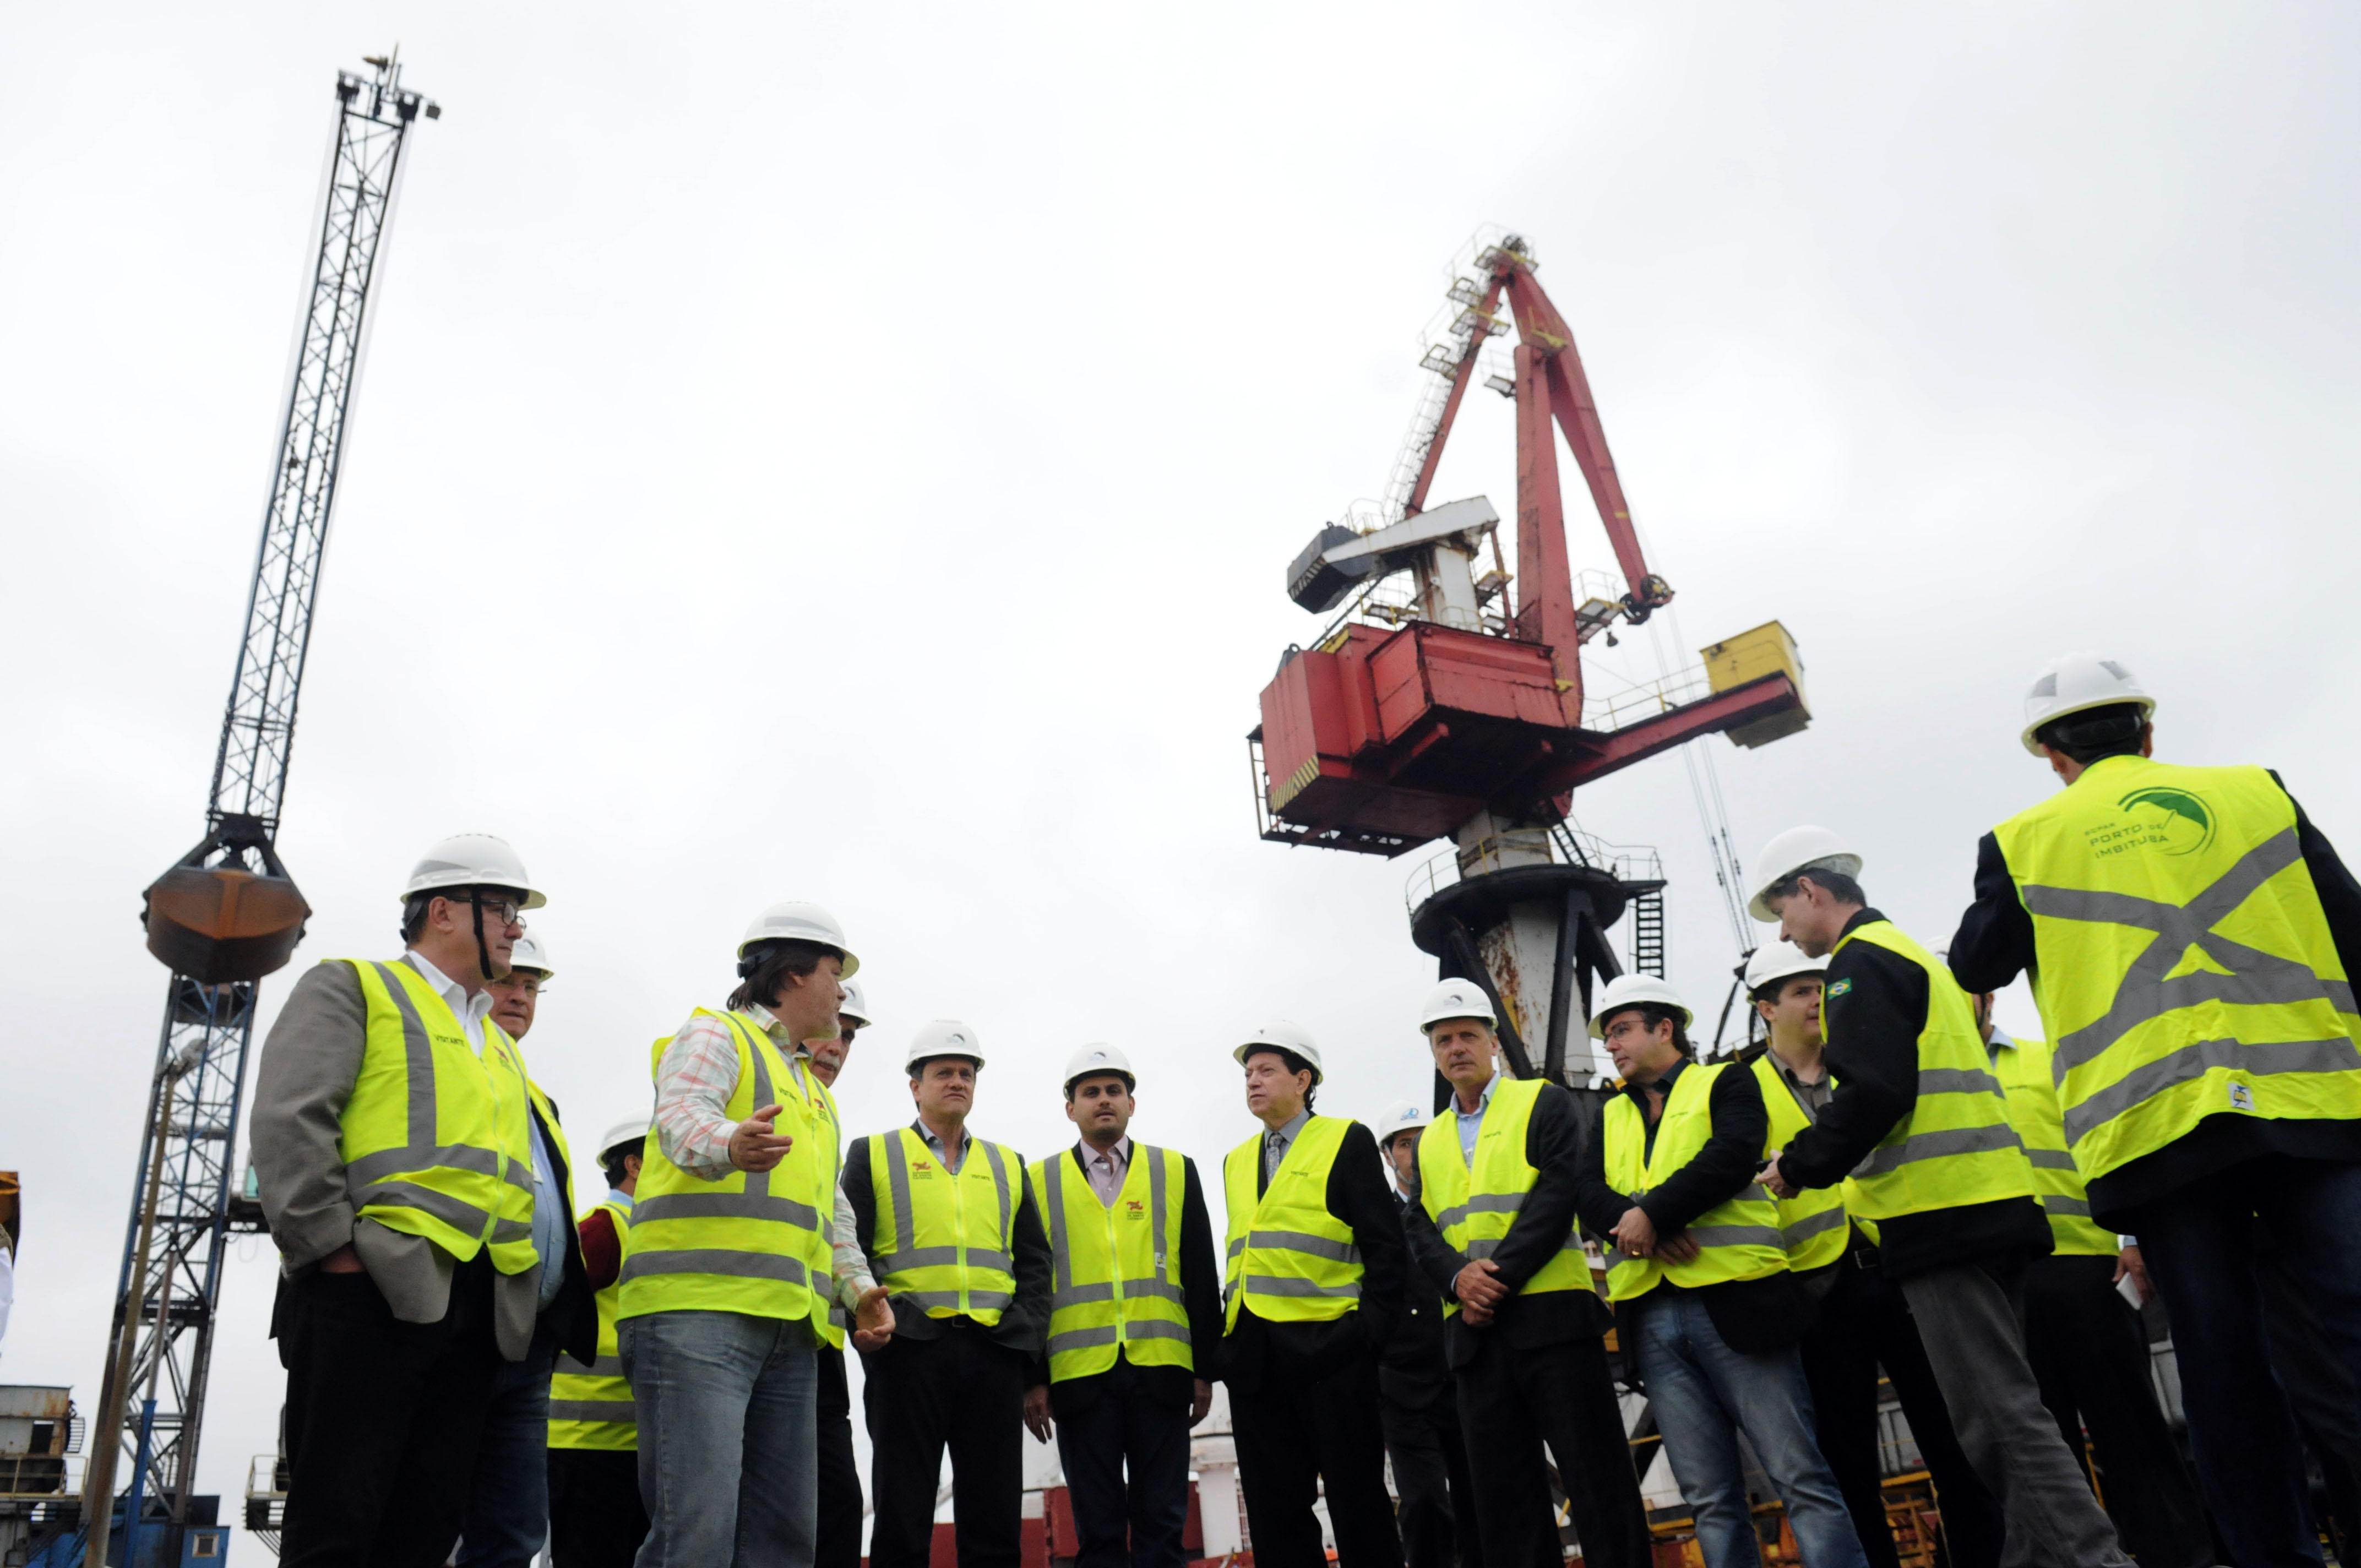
[617,903,895,1568]
[459,933,601,1568]
[1574,976,1867,1568]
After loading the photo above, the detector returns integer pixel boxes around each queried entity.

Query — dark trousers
[458,1321,560,1567]
[1054,1358,1193,1568]
[278,1256,502,1568]
[1379,1387,1482,1568]
[546,1448,650,1568]
[2128,1155,2361,1568]
[817,1347,863,1568]
[1454,1331,1649,1568]
[2021,1255,2210,1568]
[1229,1344,1403,1568]
[1798,1260,2004,1568]
[864,1322,1027,1568]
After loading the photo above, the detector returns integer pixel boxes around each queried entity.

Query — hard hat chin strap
[470,888,499,989]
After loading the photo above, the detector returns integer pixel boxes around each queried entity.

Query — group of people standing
[247,646,2361,1568]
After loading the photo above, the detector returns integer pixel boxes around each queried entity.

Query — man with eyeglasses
[255,834,571,1568]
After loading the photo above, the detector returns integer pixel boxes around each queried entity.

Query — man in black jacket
[1373,1099,1482,1568]
[1022,1045,1224,1568]
[1568,975,1863,1568]
[1400,980,1650,1568]
[842,1024,1054,1568]
[1948,657,2361,1567]
[1751,830,2128,1568]
[1218,1022,1406,1568]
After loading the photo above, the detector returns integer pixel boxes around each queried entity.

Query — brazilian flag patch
[1826,979,1852,998]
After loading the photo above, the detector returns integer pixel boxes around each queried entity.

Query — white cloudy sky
[3,1,2357,1550]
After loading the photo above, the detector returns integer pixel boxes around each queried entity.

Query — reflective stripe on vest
[1415,1078,1582,1316]
[1220,1116,1364,1329]
[549,1197,636,1450]
[617,1010,840,1338]
[1829,921,2036,1221]
[870,1128,1020,1324]
[338,959,538,1273]
[1994,756,2361,1184]
[1030,1145,1192,1381]
[1748,1054,1850,1272]
[1599,1062,1785,1303]
[1989,1037,2118,1256]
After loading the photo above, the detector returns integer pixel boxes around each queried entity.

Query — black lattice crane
[75,56,439,1568]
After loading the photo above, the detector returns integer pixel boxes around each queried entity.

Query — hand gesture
[728,1104,795,1173]
[1023,1385,1054,1444]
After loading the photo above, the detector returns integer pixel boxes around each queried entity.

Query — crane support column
[79,56,437,1568]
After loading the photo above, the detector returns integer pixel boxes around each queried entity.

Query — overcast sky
[3,1,2357,1551]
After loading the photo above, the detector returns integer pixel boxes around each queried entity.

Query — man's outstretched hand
[729,1104,795,1173]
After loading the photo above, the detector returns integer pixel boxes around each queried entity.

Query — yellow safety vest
[1748,1054,1851,1273]
[1415,1077,1584,1316]
[868,1127,1021,1325]
[1221,1116,1364,1329]
[548,1196,635,1451]
[1029,1145,1192,1382]
[618,1011,841,1342]
[1994,755,2361,1185]
[1600,1063,1785,1303]
[335,959,537,1273]
[1988,1037,2118,1256]
[1830,922,2036,1221]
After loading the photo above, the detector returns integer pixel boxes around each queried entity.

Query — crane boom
[76,57,437,1568]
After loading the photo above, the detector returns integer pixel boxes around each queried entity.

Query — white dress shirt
[403,948,494,1056]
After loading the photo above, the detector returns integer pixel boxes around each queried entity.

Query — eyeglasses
[439,892,526,927]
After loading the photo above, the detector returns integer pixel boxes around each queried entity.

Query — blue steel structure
[60,57,439,1568]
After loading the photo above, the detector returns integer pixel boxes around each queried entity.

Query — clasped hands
[1608,1205,1699,1266]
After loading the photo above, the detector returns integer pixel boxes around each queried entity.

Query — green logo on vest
[2114,786,2217,857]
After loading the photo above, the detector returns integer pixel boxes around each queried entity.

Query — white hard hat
[1063,1043,1136,1092]
[2020,651,2156,757]
[1375,1098,1432,1143]
[596,1117,650,1163]
[1747,826,1863,923]
[400,833,546,909]
[1588,974,1695,1039]
[905,1019,984,1075]
[1743,940,1826,996]
[508,932,554,979]
[1418,978,1497,1033]
[837,977,872,1030]
[737,901,859,978]
[1233,1020,1324,1084]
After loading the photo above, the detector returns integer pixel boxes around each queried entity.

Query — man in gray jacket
[254,834,590,1568]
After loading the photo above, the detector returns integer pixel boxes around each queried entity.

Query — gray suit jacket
[252,958,540,1361]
